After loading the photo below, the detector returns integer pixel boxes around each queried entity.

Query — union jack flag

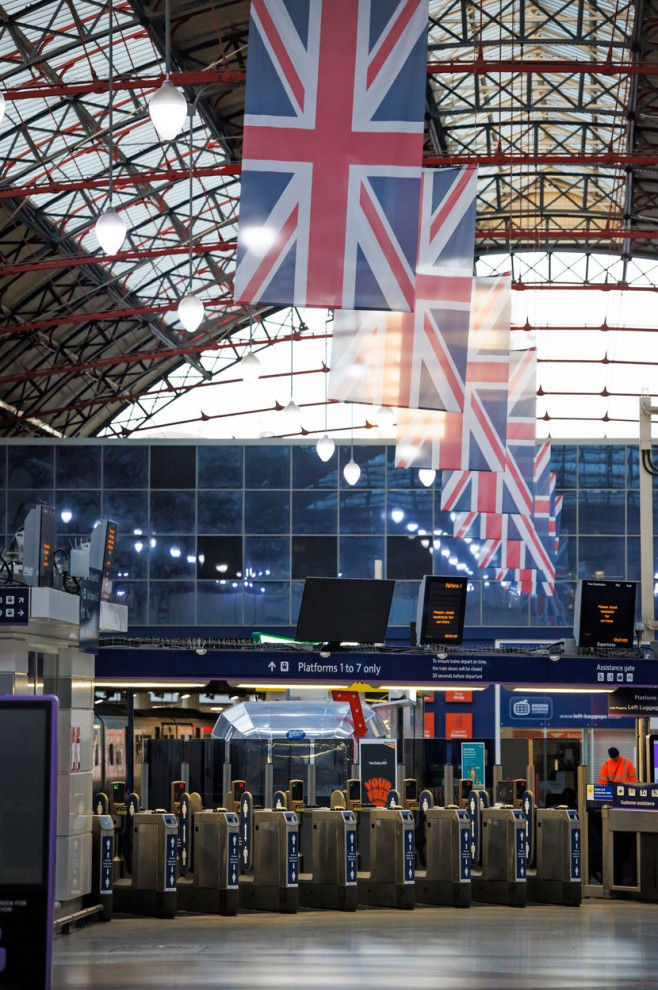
[494,569,555,596]
[329,166,477,410]
[395,274,511,469]
[479,513,556,583]
[234,0,428,310]
[500,347,537,515]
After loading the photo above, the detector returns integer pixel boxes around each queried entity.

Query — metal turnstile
[176,807,240,915]
[356,807,415,909]
[528,808,582,906]
[297,807,358,911]
[415,807,471,908]
[113,811,178,918]
[471,808,527,907]
[238,809,299,913]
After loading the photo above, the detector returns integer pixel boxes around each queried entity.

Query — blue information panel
[571,823,581,881]
[459,814,471,880]
[286,817,298,886]
[402,813,415,883]
[178,794,192,876]
[165,829,177,892]
[227,824,239,888]
[344,816,357,885]
[0,588,29,626]
[514,814,527,881]
[99,820,113,896]
[240,792,253,873]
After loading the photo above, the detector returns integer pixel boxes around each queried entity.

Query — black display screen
[416,575,468,645]
[295,577,395,645]
[574,580,637,648]
[0,708,48,884]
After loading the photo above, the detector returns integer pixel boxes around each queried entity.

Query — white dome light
[240,350,261,382]
[316,433,335,462]
[148,80,188,140]
[343,457,361,486]
[280,399,301,429]
[375,405,396,430]
[418,468,436,487]
[95,208,126,254]
[177,293,204,332]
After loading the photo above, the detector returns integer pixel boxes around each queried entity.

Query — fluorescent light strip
[381,684,486,692]
[95,680,208,689]
[511,686,614,694]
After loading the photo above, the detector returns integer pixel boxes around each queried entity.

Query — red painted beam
[1,70,245,102]
[0,240,236,276]
[427,59,658,76]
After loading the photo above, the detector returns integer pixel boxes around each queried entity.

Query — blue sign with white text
[0,588,29,626]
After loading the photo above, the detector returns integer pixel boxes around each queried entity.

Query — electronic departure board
[573,579,637,648]
[416,575,468,646]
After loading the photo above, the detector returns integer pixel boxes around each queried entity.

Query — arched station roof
[0,0,657,439]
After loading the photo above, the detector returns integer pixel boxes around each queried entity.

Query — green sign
[461,742,486,787]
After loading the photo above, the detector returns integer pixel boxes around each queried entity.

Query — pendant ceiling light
[418,468,436,487]
[316,316,335,461]
[177,105,204,333]
[149,0,187,140]
[280,320,300,432]
[343,405,360,485]
[240,310,261,381]
[95,0,126,254]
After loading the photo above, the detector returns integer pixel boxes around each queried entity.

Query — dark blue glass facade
[0,440,655,640]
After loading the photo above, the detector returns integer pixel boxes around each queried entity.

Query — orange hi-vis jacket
[598,755,637,785]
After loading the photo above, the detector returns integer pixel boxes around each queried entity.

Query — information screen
[0,708,48,884]
[573,579,637,648]
[416,575,468,645]
[295,577,395,645]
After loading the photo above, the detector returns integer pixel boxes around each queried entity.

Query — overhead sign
[608,688,658,717]
[509,695,554,723]
[0,588,29,626]
[97,646,658,689]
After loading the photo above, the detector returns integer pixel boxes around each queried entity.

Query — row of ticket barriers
[89,776,581,919]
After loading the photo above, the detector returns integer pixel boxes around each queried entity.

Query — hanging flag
[500,347,537,515]
[234,0,428,310]
[478,513,556,583]
[396,274,511,470]
[494,569,555,596]
[329,165,478,409]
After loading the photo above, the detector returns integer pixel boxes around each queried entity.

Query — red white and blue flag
[395,274,511,470]
[234,0,428,310]
[329,165,477,410]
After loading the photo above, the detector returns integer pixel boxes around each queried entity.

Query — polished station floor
[53,901,658,990]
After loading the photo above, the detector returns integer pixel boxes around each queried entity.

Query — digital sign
[573,579,637,648]
[416,575,468,646]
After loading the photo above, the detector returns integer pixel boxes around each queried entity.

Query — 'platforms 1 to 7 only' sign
[97,646,658,690]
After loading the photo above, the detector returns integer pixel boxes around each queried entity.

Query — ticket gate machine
[527,807,582,906]
[468,789,527,907]
[354,784,415,910]
[226,782,299,913]
[112,808,179,918]
[175,792,241,915]
[414,790,471,908]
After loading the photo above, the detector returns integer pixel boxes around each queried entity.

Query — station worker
[598,747,637,785]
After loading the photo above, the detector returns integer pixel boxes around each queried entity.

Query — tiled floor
[53,900,658,989]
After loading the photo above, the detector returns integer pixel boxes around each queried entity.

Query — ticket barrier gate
[413,790,471,908]
[468,790,527,907]
[528,808,582,906]
[273,784,358,911]
[355,789,415,910]
[175,792,241,915]
[225,783,299,913]
[112,809,178,918]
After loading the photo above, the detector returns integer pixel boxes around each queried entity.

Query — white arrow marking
[268,661,276,671]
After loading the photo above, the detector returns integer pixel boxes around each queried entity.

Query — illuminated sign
[416,575,468,645]
[574,580,637,648]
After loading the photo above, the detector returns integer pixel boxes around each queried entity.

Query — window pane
[151,446,196,489]
[113,535,148,580]
[56,445,101,490]
[245,445,290,489]
[150,491,196,534]
[530,581,575,628]
[103,445,148,489]
[245,490,290,534]
[55,491,101,535]
[387,535,433,579]
[196,536,243,580]
[388,581,420,630]
[197,582,243,625]
[578,491,625,535]
[386,490,433,535]
[339,491,385,534]
[339,446,386,489]
[386,448,435,489]
[103,490,149,535]
[149,537,197,579]
[243,582,291,626]
[113,580,147,624]
[8,445,54,488]
[577,537,627,579]
[149,582,196,624]
[198,491,243,534]
[292,446,339,489]
[339,537,385,578]
[292,536,337,579]
[7,491,54,532]
[551,445,577,489]
[198,445,243,489]
[481,584,530,626]
[244,536,290,579]
[578,445,626,488]
[292,491,338,534]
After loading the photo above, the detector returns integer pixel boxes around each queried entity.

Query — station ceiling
[0,0,657,440]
